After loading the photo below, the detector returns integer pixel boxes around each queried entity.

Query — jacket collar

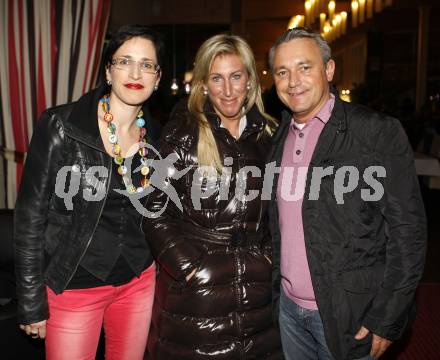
[279,93,346,128]
[63,85,108,152]
[203,101,266,137]
[309,94,347,165]
[272,95,347,164]
[164,101,268,152]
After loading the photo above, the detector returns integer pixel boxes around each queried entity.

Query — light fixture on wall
[320,13,326,32]
[183,82,190,95]
[340,89,351,102]
[288,0,394,43]
[171,78,179,95]
[328,0,336,20]
[359,0,365,23]
[341,12,347,34]
[287,15,304,29]
[183,71,193,94]
[351,1,359,28]
[305,1,312,26]
[171,24,179,95]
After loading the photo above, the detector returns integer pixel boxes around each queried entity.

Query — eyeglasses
[111,57,160,74]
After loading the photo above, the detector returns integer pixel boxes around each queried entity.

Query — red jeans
[45,263,156,360]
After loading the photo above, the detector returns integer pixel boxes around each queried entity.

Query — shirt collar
[315,93,335,124]
[291,93,335,128]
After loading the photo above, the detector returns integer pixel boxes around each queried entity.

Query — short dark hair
[269,27,331,70]
[103,24,165,68]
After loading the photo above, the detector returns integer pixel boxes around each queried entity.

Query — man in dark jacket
[267,28,426,360]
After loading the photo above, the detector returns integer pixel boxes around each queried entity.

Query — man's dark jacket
[13,86,160,325]
[268,96,426,360]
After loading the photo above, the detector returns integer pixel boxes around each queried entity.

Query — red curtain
[0,0,111,208]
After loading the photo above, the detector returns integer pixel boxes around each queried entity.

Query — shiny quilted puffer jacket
[144,103,283,359]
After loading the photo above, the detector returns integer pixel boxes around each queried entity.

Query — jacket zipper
[64,155,112,288]
[235,246,244,359]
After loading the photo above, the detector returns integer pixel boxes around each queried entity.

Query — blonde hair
[188,34,274,172]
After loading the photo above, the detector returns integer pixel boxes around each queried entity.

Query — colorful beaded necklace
[100,94,150,193]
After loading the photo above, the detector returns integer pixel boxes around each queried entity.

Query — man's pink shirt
[277,95,335,310]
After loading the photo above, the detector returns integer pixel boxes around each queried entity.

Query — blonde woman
[144,34,282,359]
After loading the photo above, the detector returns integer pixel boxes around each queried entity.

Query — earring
[203,88,208,96]
[246,83,251,90]
[107,79,112,86]
[154,84,158,91]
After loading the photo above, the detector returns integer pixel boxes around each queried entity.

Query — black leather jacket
[268,96,426,360]
[14,86,160,325]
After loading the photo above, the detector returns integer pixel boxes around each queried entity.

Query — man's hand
[355,326,392,358]
[20,320,47,339]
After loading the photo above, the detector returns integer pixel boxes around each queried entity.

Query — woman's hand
[20,320,47,339]
[264,254,272,264]
[185,268,197,282]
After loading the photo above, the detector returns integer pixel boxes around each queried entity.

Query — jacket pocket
[342,265,384,294]
[340,266,384,336]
